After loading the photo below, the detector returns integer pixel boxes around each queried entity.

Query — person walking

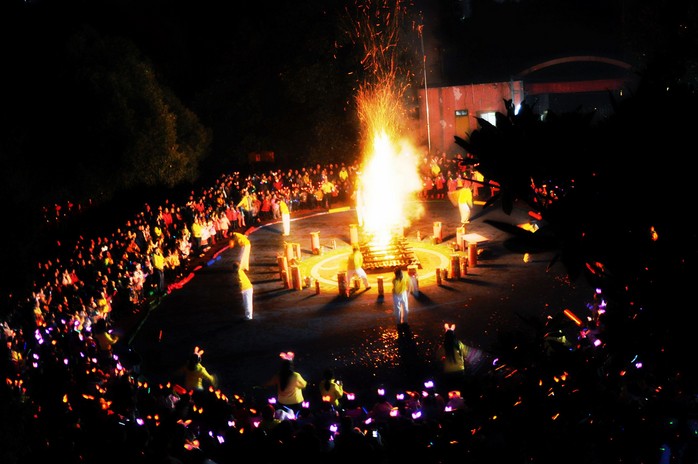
[229,231,251,272]
[392,267,412,327]
[346,245,370,291]
[266,352,307,415]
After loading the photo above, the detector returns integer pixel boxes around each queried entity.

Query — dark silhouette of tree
[455,72,698,391]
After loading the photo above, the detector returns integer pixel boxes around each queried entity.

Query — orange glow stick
[563,309,583,326]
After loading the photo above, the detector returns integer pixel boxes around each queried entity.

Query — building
[416,55,636,156]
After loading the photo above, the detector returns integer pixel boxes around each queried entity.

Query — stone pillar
[311,232,321,255]
[337,271,349,297]
[456,226,466,250]
[449,254,461,280]
[277,255,288,281]
[291,265,302,291]
[349,224,359,246]
[468,242,478,268]
[433,221,443,244]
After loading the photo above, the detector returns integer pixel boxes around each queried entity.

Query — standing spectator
[218,210,230,239]
[260,194,272,221]
[179,347,217,392]
[258,403,282,435]
[472,169,485,198]
[338,164,350,199]
[229,231,251,272]
[313,186,324,210]
[318,368,344,409]
[190,216,203,256]
[392,267,412,327]
[266,352,307,415]
[236,189,253,227]
[178,224,192,260]
[129,263,147,304]
[271,195,281,221]
[346,246,370,290]
[226,203,238,231]
[437,323,468,394]
[319,177,334,210]
[250,192,262,224]
[150,246,167,296]
[92,318,120,367]
[236,205,246,229]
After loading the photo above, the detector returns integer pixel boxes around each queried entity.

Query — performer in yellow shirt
[229,231,251,272]
[279,198,291,236]
[236,265,254,320]
[392,267,413,326]
[457,185,474,225]
[346,245,370,290]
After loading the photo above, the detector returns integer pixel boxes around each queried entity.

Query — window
[479,111,497,126]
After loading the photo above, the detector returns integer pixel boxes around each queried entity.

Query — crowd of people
[2,153,694,464]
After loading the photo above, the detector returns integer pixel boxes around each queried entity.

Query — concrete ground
[127,198,592,407]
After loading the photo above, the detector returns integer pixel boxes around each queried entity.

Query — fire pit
[359,233,421,273]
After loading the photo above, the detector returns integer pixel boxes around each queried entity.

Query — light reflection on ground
[327,324,443,389]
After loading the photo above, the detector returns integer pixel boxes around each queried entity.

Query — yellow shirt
[151,251,166,271]
[458,187,473,207]
[191,221,202,238]
[392,276,411,294]
[238,268,252,291]
[230,232,250,247]
[347,250,363,271]
[94,331,119,352]
[321,181,335,194]
[439,340,468,373]
[276,372,307,406]
[318,379,344,407]
[184,363,216,391]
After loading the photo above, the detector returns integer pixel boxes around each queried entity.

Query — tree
[455,76,698,389]
[59,27,211,201]
[0,25,211,296]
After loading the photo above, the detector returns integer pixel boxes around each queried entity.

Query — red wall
[417,81,524,155]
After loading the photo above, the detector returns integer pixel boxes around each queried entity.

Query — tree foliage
[60,27,210,201]
[456,74,698,384]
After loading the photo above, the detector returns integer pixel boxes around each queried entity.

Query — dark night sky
[0,0,632,105]
[0,0,690,201]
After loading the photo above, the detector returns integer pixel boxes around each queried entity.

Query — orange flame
[349,0,424,245]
